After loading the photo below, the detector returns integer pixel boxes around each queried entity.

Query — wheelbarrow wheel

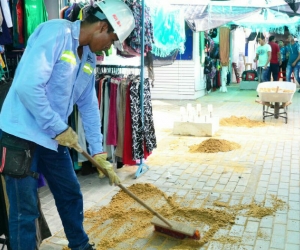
[274,102,279,119]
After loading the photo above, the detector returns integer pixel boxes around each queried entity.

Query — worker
[279,39,288,79]
[267,35,281,81]
[286,35,300,92]
[0,1,135,250]
[254,33,271,83]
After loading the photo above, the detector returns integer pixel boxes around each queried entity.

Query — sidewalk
[38,84,300,250]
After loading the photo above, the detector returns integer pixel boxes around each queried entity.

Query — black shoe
[86,243,96,250]
[81,161,97,176]
[117,161,124,169]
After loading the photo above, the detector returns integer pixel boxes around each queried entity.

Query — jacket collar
[71,20,81,40]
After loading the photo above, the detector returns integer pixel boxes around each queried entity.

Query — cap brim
[114,40,124,51]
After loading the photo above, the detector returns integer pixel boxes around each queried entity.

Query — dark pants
[280,60,287,78]
[268,63,280,81]
[4,143,90,250]
[257,67,269,83]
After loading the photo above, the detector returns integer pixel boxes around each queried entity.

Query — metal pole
[140,0,145,123]
[135,0,149,178]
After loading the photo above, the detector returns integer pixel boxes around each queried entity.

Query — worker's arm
[14,22,67,138]
[264,50,271,68]
[76,73,103,156]
[292,51,300,67]
[277,52,282,65]
[254,53,259,62]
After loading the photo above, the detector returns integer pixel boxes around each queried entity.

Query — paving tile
[238,246,255,250]
[287,220,300,231]
[229,225,244,237]
[290,186,300,194]
[289,194,300,202]
[260,216,274,228]
[273,223,286,236]
[270,235,285,249]
[286,231,300,244]
[284,244,300,250]
[241,232,256,246]
[235,216,247,226]
[245,221,259,233]
[223,243,240,250]
[274,213,288,224]
[207,241,224,250]
[288,210,300,220]
[254,239,270,250]
[148,235,166,246]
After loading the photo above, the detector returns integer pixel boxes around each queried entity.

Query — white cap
[94,0,135,51]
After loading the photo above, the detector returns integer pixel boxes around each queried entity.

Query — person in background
[279,39,288,78]
[254,33,271,83]
[268,35,281,81]
[286,34,300,92]
[0,1,135,250]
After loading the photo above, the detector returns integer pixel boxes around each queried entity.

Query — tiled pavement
[2,84,300,249]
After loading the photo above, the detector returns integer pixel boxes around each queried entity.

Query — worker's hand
[54,127,81,152]
[93,153,120,185]
[253,58,257,63]
[292,62,296,67]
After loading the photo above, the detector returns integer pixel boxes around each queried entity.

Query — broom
[76,147,200,240]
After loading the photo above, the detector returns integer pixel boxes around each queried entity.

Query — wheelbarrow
[256,81,296,124]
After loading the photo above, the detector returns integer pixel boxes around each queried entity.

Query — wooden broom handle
[80,150,172,227]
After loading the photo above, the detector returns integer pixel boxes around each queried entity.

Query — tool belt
[0,132,38,179]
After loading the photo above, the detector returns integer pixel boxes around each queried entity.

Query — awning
[167,0,300,33]
[231,8,300,35]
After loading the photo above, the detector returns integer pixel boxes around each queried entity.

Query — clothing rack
[96,62,149,178]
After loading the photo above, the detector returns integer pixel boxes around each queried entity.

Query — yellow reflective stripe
[60,51,76,65]
[83,63,93,75]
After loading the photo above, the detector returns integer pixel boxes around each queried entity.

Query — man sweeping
[0,1,134,249]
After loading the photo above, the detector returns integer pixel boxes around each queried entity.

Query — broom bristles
[154,225,201,240]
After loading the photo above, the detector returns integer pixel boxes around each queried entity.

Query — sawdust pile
[61,183,286,250]
[220,116,266,127]
[189,138,241,153]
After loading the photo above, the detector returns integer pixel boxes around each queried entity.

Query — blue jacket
[0,20,103,155]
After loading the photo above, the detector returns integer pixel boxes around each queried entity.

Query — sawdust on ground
[61,183,286,250]
[220,116,266,127]
[189,138,241,153]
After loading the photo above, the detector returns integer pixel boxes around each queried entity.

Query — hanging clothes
[129,77,144,160]
[124,0,154,54]
[0,5,12,45]
[24,0,48,44]
[0,0,13,28]
[15,0,25,46]
[106,78,119,146]
[115,79,127,158]
[122,80,136,165]
[150,5,185,57]
[92,66,157,165]
[143,78,156,152]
